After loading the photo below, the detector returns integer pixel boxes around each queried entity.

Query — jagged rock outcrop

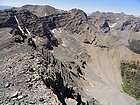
[0,5,140,105]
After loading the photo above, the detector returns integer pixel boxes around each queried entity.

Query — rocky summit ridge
[0,4,140,105]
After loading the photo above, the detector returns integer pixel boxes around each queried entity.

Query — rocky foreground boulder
[0,5,140,105]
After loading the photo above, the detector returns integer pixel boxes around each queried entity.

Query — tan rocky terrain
[0,5,140,105]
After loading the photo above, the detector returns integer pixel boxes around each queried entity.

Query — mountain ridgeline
[0,5,140,105]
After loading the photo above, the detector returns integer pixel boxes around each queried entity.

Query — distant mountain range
[0,5,13,10]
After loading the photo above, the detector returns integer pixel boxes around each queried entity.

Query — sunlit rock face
[0,5,140,105]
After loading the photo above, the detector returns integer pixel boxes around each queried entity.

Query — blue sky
[0,0,140,16]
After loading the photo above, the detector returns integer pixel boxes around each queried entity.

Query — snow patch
[69,10,72,13]
[45,12,47,16]
[32,38,36,42]
[51,29,57,33]
[14,15,24,34]
[25,27,31,37]
[109,23,117,28]
[50,50,54,53]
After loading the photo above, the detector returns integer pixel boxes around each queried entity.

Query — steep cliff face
[0,5,140,105]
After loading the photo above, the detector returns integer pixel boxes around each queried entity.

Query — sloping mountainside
[0,5,140,105]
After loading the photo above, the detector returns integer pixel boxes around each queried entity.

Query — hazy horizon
[0,0,140,16]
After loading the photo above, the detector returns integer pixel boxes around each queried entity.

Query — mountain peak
[16,4,64,17]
